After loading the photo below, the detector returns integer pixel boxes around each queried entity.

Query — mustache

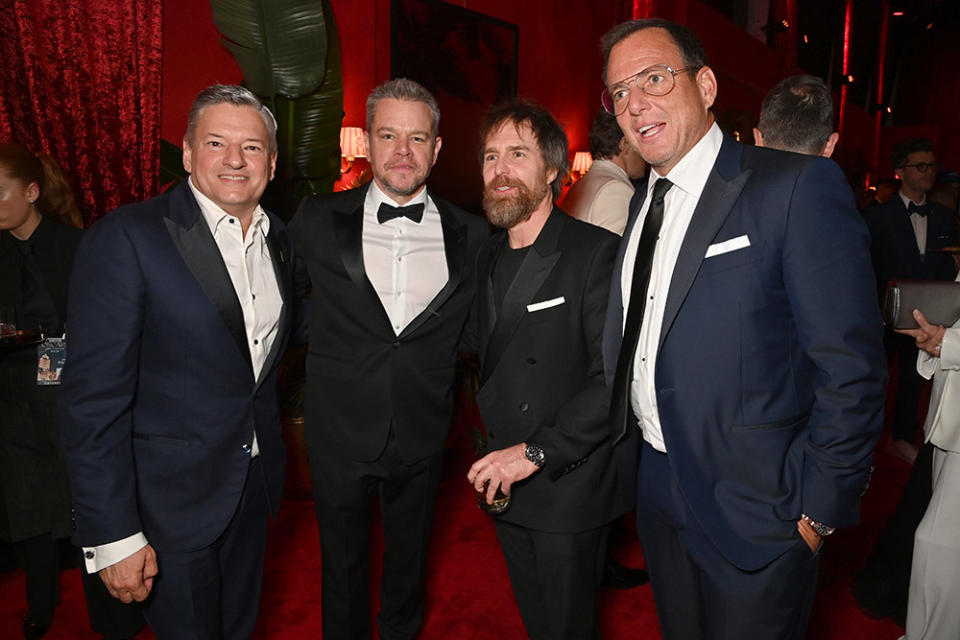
[485,176,525,192]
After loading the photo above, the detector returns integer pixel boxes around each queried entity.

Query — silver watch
[525,443,545,468]
[802,514,835,537]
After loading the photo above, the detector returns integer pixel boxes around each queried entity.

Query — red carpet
[1,423,910,639]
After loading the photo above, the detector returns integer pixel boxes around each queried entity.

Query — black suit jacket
[865,196,958,299]
[60,182,295,552]
[290,184,489,464]
[470,209,622,533]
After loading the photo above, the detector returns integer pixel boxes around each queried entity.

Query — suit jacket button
[242,443,251,454]
[392,341,401,349]
[526,357,537,364]
[519,402,529,412]
[489,431,496,439]
[84,550,95,559]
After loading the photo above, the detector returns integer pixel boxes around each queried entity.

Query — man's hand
[99,544,158,603]
[467,443,539,504]
[896,309,946,358]
[797,518,822,554]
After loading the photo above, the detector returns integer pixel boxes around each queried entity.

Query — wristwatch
[802,514,835,537]
[525,443,545,468]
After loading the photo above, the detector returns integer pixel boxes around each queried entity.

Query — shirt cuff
[83,532,149,573]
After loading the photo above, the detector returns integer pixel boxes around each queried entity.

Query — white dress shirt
[363,181,447,334]
[83,178,283,572]
[899,191,928,255]
[621,122,723,452]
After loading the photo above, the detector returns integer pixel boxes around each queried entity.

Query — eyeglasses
[901,162,938,173]
[601,65,696,116]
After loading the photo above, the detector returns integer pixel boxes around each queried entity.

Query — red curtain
[0,0,163,225]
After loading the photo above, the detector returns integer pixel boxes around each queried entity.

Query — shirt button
[641,357,646,362]
[397,257,402,263]
[229,219,236,224]
[252,294,256,300]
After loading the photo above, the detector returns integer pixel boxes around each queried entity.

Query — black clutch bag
[882,279,960,329]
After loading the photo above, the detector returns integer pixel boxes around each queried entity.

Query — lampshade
[572,151,593,175]
[340,126,367,160]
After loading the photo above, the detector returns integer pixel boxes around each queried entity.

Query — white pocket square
[527,296,565,312]
[705,235,751,258]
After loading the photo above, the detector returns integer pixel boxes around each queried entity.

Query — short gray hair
[185,84,278,155]
[366,78,441,137]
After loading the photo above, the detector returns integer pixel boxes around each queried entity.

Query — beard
[483,176,550,230]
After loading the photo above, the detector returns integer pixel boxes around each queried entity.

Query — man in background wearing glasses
[867,137,958,465]
[600,19,887,639]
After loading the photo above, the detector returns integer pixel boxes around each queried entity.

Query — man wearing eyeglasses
[866,137,958,465]
[599,19,886,639]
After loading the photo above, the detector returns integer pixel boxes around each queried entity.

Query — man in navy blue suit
[600,19,887,639]
[60,85,298,639]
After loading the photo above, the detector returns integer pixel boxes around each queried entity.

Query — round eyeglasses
[601,64,695,116]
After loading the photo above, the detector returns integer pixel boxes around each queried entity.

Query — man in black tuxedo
[866,137,958,463]
[290,78,488,640]
[60,85,298,638]
[466,101,622,640]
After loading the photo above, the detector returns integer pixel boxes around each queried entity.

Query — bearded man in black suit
[466,101,622,640]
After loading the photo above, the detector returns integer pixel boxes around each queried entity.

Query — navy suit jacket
[60,181,295,553]
[602,136,887,571]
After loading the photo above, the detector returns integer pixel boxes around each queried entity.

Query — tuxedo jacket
[60,181,295,552]
[865,196,957,300]
[602,137,888,571]
[470,209,622,533]
[290,184,489,464]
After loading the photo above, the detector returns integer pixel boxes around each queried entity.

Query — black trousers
[141,457,271,640]
[309,432,444,640]
[636,442,819,640]
[14,533,59,625]
[888,332,926,443]
[494,520,606,640]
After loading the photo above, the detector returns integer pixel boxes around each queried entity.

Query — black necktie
[610,178,673,443]
[907,201,929,217]
[377,201,425,224]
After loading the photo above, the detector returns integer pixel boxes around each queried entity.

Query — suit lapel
[163,182,253,376]
[400,193,468,338]
[254,223,291,390]
[481,209,564,384]
[658,137,750,352]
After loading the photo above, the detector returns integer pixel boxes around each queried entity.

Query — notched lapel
[163,195,253,377]
[658,166,751,352]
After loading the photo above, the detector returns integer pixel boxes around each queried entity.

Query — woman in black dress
[0,143,83,638]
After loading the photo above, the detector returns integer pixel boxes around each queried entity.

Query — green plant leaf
[209,0,328,98]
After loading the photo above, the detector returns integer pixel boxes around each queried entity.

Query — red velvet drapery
[0,0,163,226]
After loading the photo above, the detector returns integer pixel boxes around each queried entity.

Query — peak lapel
[481,209,564,384]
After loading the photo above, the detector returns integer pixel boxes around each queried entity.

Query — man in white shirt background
[561,108,645,236]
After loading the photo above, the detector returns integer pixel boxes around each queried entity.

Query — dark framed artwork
[391,0,519,212]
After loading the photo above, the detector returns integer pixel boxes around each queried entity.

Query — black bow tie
[907,201,930,217]
[377,202,425,224]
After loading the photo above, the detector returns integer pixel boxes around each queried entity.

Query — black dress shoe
[22,617,50,640]
[602,559,650,589]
